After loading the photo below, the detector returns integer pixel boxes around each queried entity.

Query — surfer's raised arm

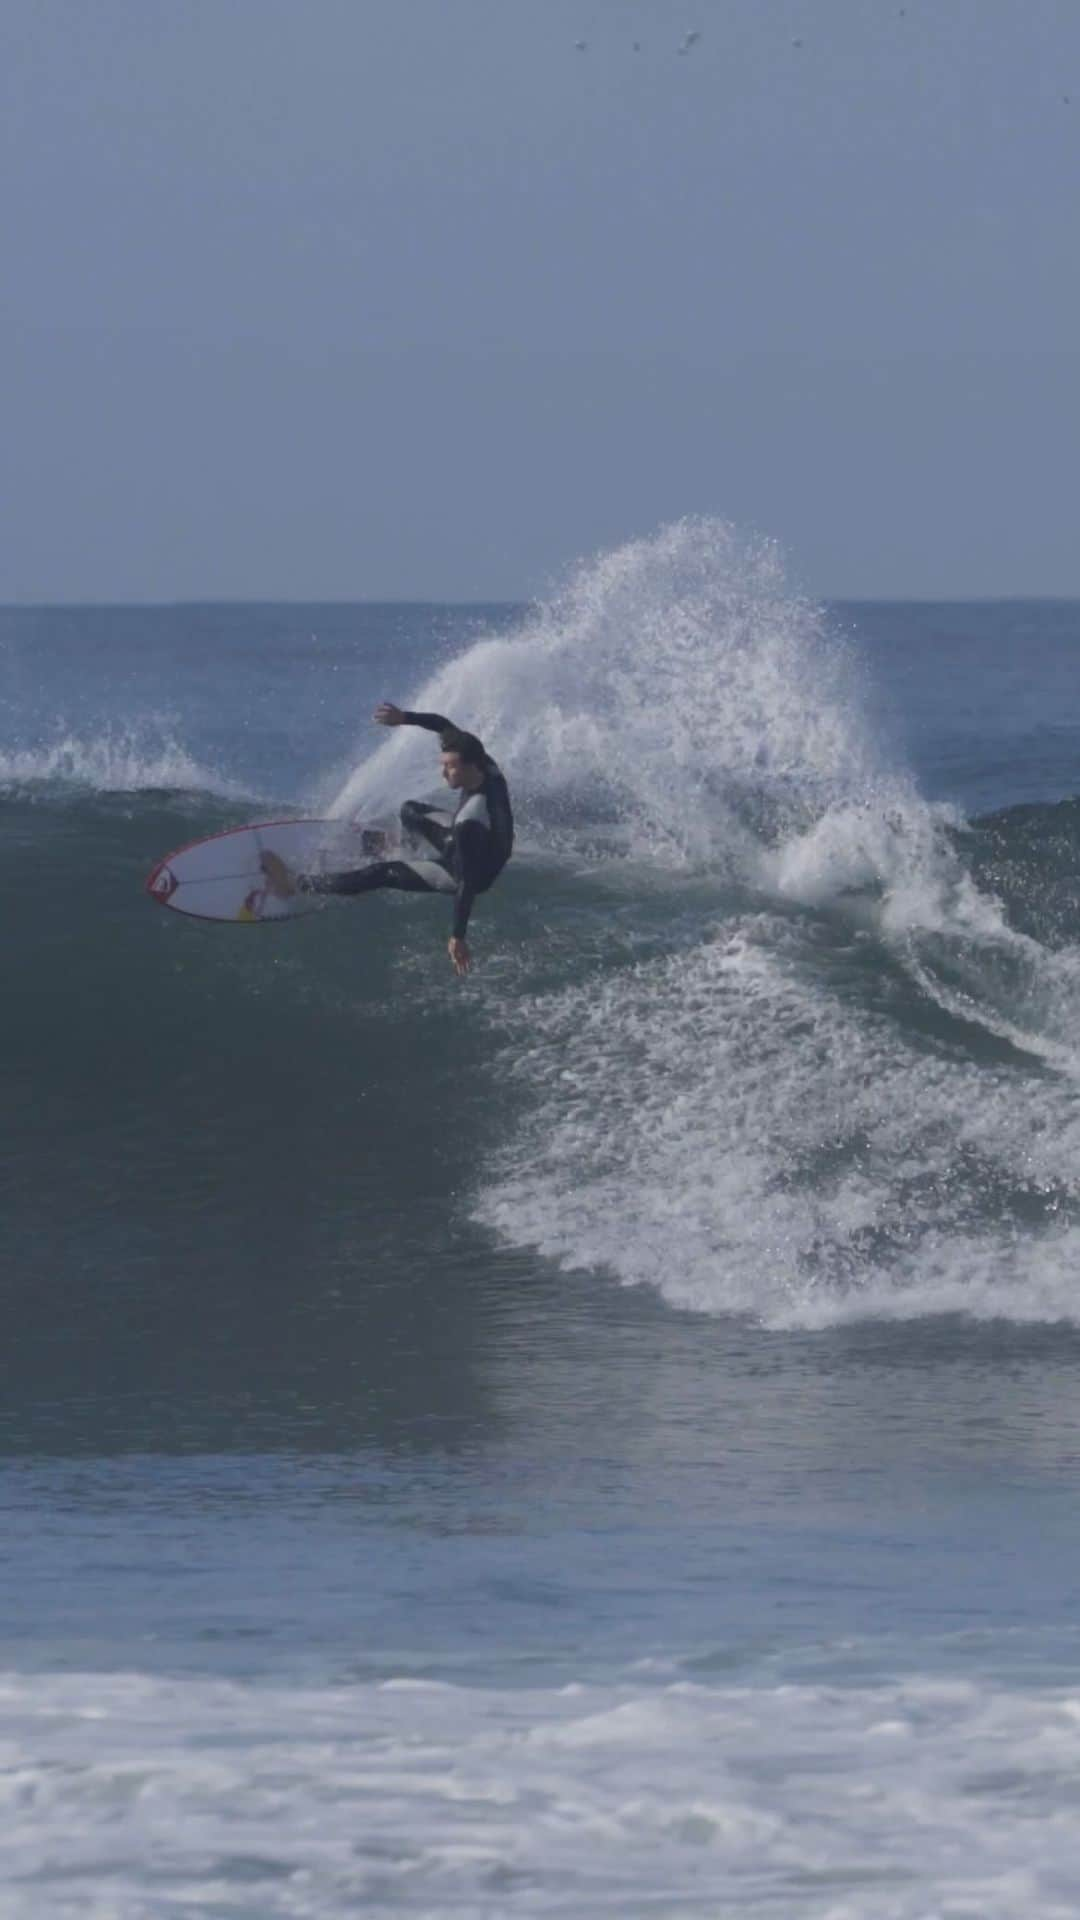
[374,703,456,733]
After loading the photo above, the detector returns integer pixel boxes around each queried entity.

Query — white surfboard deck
[145,818,388,924]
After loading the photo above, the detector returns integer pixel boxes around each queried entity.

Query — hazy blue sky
[3,0,1079,600]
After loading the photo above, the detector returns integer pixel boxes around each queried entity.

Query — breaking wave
[327,519,1080,1326]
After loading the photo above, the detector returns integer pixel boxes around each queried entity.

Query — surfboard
[145,818,386,924]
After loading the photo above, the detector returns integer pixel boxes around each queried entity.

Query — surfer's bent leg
[298,859,446,898]
[400,799,454,860]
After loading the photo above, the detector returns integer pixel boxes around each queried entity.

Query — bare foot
[259,849,297,898]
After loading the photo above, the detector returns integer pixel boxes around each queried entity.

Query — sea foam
[5,1663,1080,1917]
[330,520,1080,1326]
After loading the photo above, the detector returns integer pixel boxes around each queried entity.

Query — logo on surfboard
[148,864,178,903]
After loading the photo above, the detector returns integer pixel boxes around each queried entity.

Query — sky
[3,0,1079,601]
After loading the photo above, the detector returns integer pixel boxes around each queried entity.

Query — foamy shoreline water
[5,1663,1080,1918]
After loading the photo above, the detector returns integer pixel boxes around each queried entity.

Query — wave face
[5,536,1080,1345]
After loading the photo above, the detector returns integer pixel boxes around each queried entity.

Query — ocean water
[5,519,1080,1915]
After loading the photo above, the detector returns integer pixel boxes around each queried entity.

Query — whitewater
[5,522,1080,1916]
[331,519,1080,1329]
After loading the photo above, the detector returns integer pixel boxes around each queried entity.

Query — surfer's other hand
[374,702,406,726]
[448,937,471,977]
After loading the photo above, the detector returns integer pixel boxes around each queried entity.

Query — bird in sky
[678,30,702,55]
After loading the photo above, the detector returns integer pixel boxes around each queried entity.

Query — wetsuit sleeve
[451,820,489,940]
[401,711,455,734]
[485,772,514,865]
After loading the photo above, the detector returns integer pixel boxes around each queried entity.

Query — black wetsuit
[301,712,513,938]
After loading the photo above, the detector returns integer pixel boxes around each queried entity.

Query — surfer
[259,704,514,976]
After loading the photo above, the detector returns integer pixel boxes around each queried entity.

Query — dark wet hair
[439,727,487,768]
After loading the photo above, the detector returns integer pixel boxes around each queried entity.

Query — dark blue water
[4,522,1080,1915]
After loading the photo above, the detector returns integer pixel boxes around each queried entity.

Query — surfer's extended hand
[448,937,471,977]
[374,702,406,726]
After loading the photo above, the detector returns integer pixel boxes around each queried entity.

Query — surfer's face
[441,751,467,789]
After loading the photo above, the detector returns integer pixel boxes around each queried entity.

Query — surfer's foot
[259,850,297,898]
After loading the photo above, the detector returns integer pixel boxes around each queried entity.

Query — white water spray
[0,722,243,798]
[403,519,1080,1325]
[332,517,878,871]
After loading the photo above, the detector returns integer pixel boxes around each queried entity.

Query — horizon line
[4,591,1080,612]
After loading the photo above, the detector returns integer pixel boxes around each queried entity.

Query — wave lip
[769,794,1080,1072]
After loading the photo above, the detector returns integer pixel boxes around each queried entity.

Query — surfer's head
[439,728,487,789]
